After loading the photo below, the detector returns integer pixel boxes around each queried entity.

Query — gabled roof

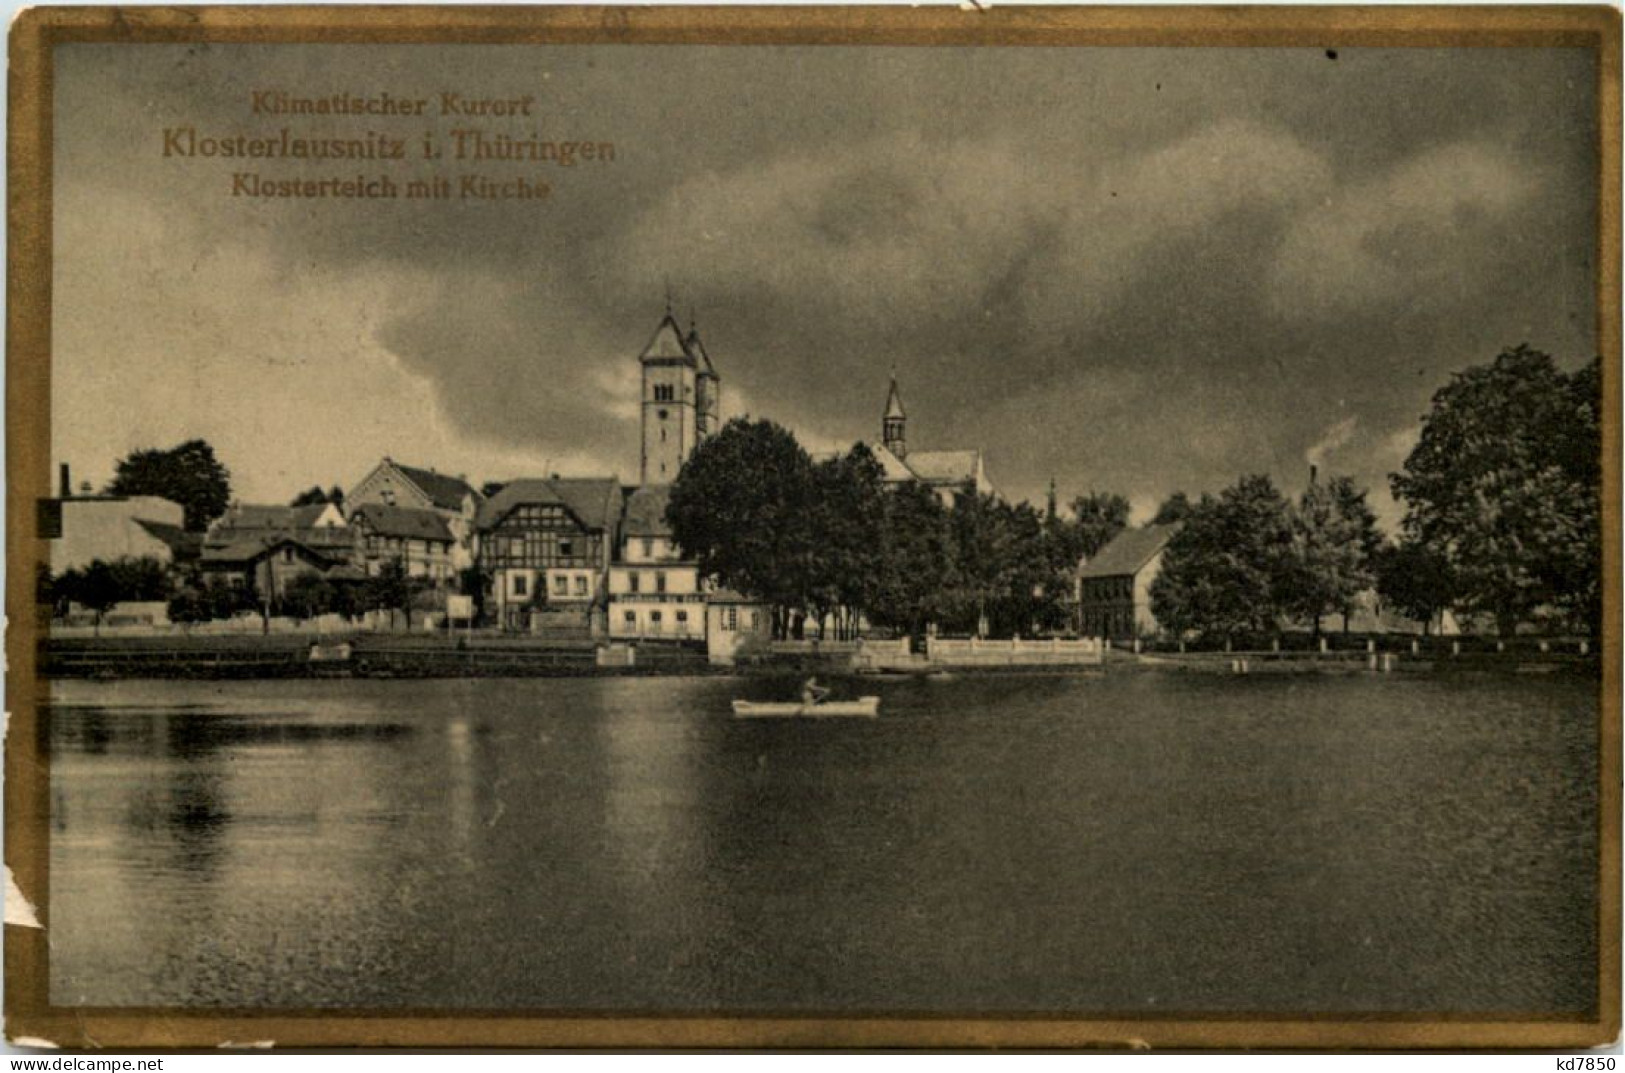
[639,313,694,364]
[209,502,342,533]
[201,533,350,566]
[134,520,202,560]
[389,462,479,513]
[904,450,981,485]
[884,377,906,421]
[200,539,269,564]
[477,477,623,532]
[867,443,919,483]
[622,485,674,538]
[1078,523,1182,580]
[685,328,718,376]
[350,503,455,543]
[213,504,302,531]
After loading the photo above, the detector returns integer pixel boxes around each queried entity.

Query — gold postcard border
[5,4,1620,1051]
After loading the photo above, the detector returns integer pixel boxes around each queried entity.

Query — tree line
[671,345,1599,644]
[1152,346,1600,641]
[666,418,1134,640]
[40,557,435,631]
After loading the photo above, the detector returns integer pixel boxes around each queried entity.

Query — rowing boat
[731,697,881,719]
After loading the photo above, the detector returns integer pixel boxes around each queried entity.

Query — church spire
[882,375,907,459]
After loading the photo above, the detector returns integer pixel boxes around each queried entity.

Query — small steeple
[882,374,907,459]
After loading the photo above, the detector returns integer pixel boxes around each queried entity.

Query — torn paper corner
[958,0,991,10]
[5,866,42,929]
[10,1036,61,1050]
[219,1041,276,1050]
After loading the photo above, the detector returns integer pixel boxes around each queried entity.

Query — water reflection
[46,673,1599,1014]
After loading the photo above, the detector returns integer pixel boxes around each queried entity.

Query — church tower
[638,300,720,486]
[882,376,907,459]
[687,317,722,444]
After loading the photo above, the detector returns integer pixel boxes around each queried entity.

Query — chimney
[59,463,70,499]
[1309,463,1319,487]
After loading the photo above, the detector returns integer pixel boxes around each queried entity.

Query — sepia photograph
[5,5,1618,1050]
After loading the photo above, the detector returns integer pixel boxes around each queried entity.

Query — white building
[607,485,705,641]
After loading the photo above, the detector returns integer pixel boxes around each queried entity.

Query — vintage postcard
[5,5,1618,1050]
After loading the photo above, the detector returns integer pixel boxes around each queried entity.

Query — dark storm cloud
[54,43,1597,513]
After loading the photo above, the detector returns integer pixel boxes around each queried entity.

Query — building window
[553,575,567,596]
[514,575,527,597]
[654,384,674,402]
[624,610,636,624]
[676,610,688,624]
[574,576,588,596]
[629,572,641,594]
[724,607,738,631]
[640,538,653,558]
[655,572,667,594]
[559,539,574,558]
[282,547,295,563]
[651,611,662,624]
[748,611,760,629]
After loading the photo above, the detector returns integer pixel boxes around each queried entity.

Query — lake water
[46,671,1599,1014]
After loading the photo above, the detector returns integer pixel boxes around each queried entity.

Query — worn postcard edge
[3,4,1619,1050]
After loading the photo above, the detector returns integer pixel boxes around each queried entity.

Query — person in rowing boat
[801,676,830,707]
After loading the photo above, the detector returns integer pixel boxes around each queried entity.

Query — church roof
[903,449,982,485]
[640,313,694,364]
[867,443,919,483]
[389,462,479,513]
[477,477,623,532]
[884,378,906,420]
[1078,523,1182,580]
[685,328,718,376]
[349,503,455,543]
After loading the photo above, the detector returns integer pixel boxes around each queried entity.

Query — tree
[1374,540,1455,635]
[805,444,888,639]
[1284,475,1381,638]
[667,417,816,638]
[290,486,330,507]
[362,558,413,618]
[1390,346,1600,635]
[1149,475,1296,641]
[280,574,337,620]
[1151,492,1195,525]
[107,439,231,531]
[868,481,958,638]
[55,556,171,633]
[996,499,1069,636]
[946,492,1017,636]
[1069,492,1131,560]
[457,564,493,625]
[168,576,257,624]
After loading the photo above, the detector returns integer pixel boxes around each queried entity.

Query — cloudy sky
[52,42,1598,526]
